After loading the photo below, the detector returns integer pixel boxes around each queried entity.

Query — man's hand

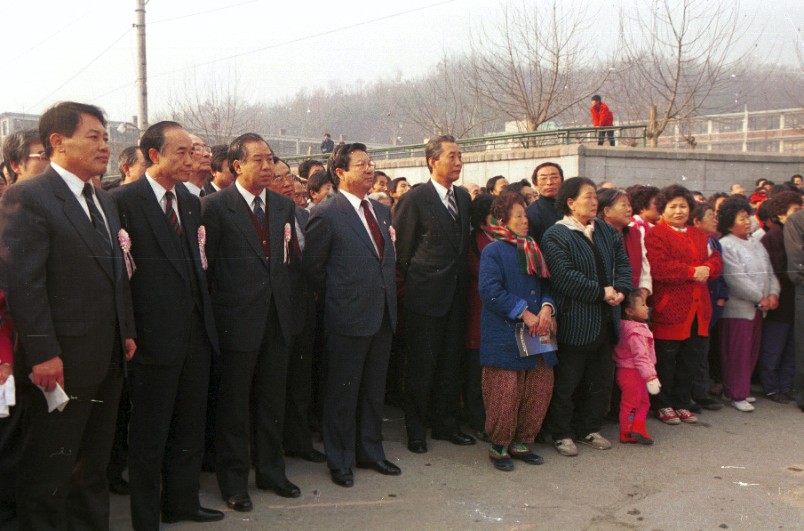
[125,339,137,361]
[32,357,64,392]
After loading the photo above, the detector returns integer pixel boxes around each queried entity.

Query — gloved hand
[646,377,661,395]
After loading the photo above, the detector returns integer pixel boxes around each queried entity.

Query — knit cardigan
[645,222,723,340]
[720,233,780,320]
[541,218,632,347]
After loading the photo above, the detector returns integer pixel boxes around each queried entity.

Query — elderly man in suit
[202,133,302,512]
[0,101,137,530]
[393,134,475,454]
[112,121,224,528]
[304,143,400,487]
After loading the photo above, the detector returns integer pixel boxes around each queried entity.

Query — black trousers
[461,348,485,432]
[651,330,709,410]
[106,377,131,483]
[0,392,23,525]
[216,301,288,498]
[283,298,316,453]
[546,333,615,440]
[322,311,392,470]
[404,297,466,441]
[597,128,615,146]
[128,309,212,530]
[16,366,123,531]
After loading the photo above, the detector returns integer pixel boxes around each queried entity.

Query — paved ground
[110,391,804,530]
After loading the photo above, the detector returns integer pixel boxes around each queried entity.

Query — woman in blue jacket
[479,191,556,471]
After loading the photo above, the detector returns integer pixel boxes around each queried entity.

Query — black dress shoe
[224,494,252,512]
[286,448,327,463]
[356,460,401,476]
[407,439,427,453]
[330,468,354,487]
[108,478,130,495]
[432,431,476,446]
[256,477,301,498]
[162,507,225,524]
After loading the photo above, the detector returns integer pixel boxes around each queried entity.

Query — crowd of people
[0,101,803,530]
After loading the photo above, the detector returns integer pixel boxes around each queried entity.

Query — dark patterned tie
[361,199,384,260]
[165,191,181,237]
[253,196,265,226]
[81,183,111,250]
[446,188,458,220]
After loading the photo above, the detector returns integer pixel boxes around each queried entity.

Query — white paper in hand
[29,374,70,412]
[0,375,16,417]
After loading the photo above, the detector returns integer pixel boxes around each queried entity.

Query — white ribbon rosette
[118,229,136,279]
[198,225,208,270]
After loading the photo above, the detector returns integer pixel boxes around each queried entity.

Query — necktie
[446,188,458,220]
[361,200,384,260]
[253,196,265,226]
[81,183,111,250]
[165,191,181,237]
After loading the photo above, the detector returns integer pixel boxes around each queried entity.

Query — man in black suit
[393,134,475,454]
[304,143,400,487]
[526,162,564,244]
[112,121,224,528]
[202,133,302,512]
[0,101,137,530]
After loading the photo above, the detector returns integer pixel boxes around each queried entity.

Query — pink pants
[616,367,650,434]
[719,313,762,401]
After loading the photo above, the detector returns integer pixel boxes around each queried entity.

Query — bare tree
[166,69,258,145]
[467,0,606,133]
[617,0,755,146]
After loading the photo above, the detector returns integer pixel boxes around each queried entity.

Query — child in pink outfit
[613,290,661,444]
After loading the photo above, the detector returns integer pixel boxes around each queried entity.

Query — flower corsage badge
[117,229,136,279]
[198,225,208,270]
[388,224,396,254]
[283,222,292,264]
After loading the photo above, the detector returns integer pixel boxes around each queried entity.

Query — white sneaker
[577,432,612,450]
[554,438,578,457]
[746,396,756,403]
[732,400,755,412]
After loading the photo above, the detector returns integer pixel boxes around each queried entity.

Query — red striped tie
[165,191,181,237]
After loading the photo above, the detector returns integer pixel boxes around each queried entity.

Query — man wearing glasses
[2,129,50,184]
[526,162,565,244]
[186,134,212,197]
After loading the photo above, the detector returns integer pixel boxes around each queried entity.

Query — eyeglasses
[293,192,308,199]
[29,151,48,161]
[351,160,375,171]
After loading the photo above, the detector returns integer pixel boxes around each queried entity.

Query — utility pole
[135,0,148,131]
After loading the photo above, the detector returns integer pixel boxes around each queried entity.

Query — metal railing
[281,124,648,164]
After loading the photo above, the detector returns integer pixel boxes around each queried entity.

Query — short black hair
[627,185,660,214]
[389,177,408,194]
[424,135,456,172]
[530,162,564,186]
[691,202,714,223]
[716,196,752,235]
[307,170,334,195]
[139,121,183,168]
[327,142,367,179]
[228,133,270,175]
[298,159,324,179]
[210,144,228,172]
[596,188,628,218]
[486,175,507,193]
[117,145,141,176]
[2,129,42,182]
[592,95,602,102]
[39,101,106,157]
[655,184,695,216]
[555,177,596,216]
[469,194,495,231]
[621,288,644,317]
[767,191,803,223]
[373,170,389,183]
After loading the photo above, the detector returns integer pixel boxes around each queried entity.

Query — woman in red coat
[645,185,722,425]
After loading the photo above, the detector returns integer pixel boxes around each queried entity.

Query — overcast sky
[2,0,801,123]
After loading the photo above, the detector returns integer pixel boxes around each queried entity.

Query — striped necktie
[165,191,181,237]
[446,188,458,220]
[253,196,265,226]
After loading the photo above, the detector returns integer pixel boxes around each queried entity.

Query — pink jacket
[612,320,657,381]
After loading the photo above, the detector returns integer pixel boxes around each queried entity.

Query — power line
[149,0,260,24]
[31,28,132,110]
[0,8,93,69]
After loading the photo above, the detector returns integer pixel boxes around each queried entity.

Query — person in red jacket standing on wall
[591,95,615,146]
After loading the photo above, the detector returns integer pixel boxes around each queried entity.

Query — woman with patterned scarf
[478,191,555,471]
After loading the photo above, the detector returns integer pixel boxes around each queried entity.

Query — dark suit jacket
[202,182,217,196]
[201,185,301,350]
[393,180,470,317]
[112,177,219,364]
[303,192,397,336]
[0,167,135,389]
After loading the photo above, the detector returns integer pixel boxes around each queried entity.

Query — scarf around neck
[488,217,550,278]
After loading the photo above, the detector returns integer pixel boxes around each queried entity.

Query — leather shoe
[407,439,427,453]
[432,431,476,446]
[286,448,326,463]
[108,478,130,496]
[256,477,301,498]
[330,468,354,487]
[162,507,225,524]
[356,460,401,476]
[224,494,252,512]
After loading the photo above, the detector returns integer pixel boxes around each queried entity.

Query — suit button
[531,290,536,295]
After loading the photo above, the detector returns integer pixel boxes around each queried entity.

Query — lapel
[47,170,114,282]
[374,200,394,261]
[336,192,381,260]
[134,177,186,280]
[424,181,459,252]
[225,186,269,272]
[97,186,123,283]
[267,189,289,266]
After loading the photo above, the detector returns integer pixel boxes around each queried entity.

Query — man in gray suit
[0,101,137,529]
[303,143,400,487]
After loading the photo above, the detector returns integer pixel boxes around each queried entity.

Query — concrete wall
[374,144,804,196]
